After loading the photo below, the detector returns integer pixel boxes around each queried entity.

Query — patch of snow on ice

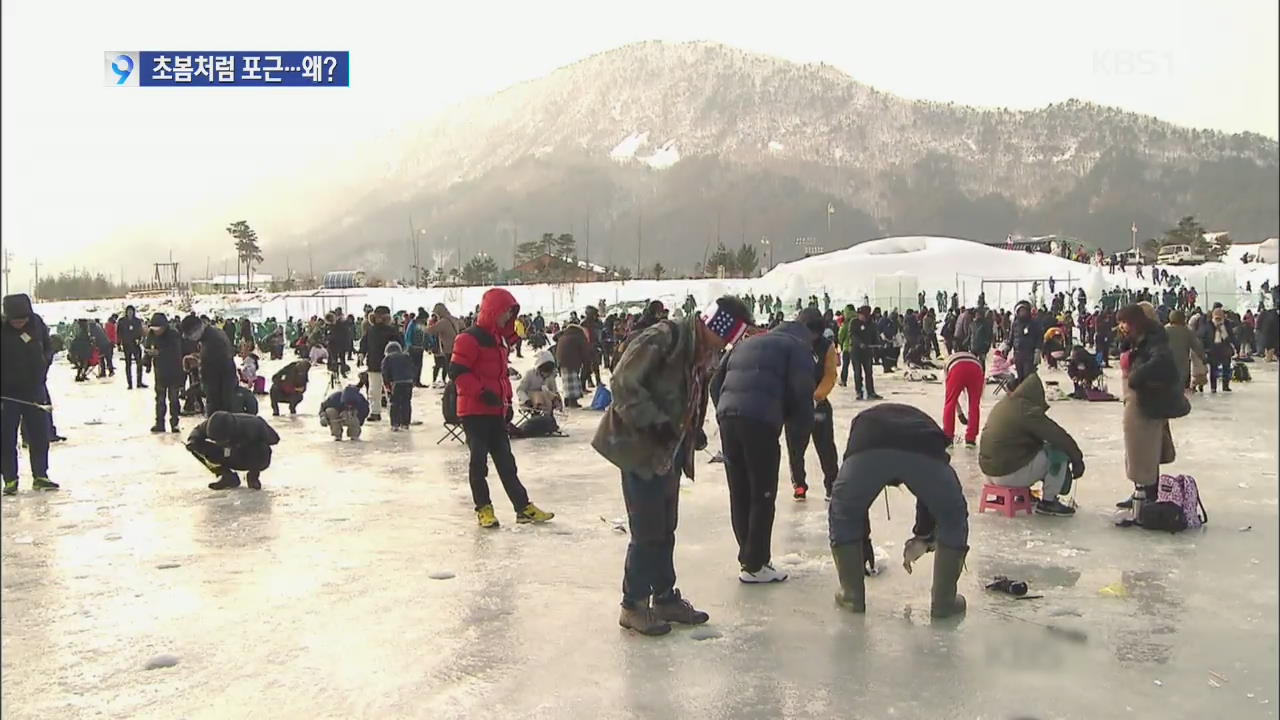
[768,140,784,152]
[609,131,648,161]
[641,141,680,169]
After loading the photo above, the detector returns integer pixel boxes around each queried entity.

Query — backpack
[441,380,459,425]
[511,413,559,438]
[590,385,612,410]
[1139,473,1207,532]
[1233,364,1251,382]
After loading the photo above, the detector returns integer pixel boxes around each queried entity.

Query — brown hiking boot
[653,590,709,625]
[619,604,672,636]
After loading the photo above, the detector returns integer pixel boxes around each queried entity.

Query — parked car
[1157,244,1206,266]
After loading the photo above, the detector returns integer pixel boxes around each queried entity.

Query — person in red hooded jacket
[450,288,555,528]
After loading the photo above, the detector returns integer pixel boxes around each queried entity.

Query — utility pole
[585,205,591,266]
[307,243,314,286]
[636,208,643,277]
[32,258,41,296]
[1131,221,1138,254]
[408,217,417,287]
[2,249,12,296]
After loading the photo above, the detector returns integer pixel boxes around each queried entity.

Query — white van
[1157,244,1206,266]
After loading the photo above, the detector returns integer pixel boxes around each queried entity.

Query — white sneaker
[739,564,788,584]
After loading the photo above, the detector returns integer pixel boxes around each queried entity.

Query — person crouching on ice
[829,403,969,619]
[319,385,369,441]
[186,410,279,490]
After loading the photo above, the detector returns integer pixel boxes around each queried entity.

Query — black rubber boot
[208,471,241,490]
[832,543,867,612]
[246,471,262,490]
[930,544,968,619]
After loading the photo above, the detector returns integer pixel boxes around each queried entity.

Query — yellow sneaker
[516,503,555,524]
[476,504,500,528]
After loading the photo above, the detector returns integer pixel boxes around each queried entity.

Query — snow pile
[1225,238,1278,265]
[767,140,784,152]
[608,131,647,161]
[641,140,680,169]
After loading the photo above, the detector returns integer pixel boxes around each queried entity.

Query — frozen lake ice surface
[2,345,1278,719]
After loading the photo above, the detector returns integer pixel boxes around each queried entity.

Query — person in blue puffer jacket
[711,310,817,584]
[319,385,369,441]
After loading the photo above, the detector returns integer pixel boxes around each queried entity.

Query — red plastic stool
[978,483,1034,517]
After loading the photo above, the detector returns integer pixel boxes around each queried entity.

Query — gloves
[480,389,501,407]
[694,428,708,452]
[902,536,935,575]
[1070,458,1086,480]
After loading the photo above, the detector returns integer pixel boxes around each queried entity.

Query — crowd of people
[2,278,1275,637]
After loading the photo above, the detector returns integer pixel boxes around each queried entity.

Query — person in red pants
[942,350,984,447]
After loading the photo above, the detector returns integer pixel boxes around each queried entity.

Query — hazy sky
[2,0,1276,294]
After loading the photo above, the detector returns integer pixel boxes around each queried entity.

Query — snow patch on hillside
[642,141,680,169]
[768,140,784,152]
[609,131,648,161]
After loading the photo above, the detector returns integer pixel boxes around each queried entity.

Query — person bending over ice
[319,385,369,441]
[828,403,968,618]
[186,410,279,490]
[978,372,1084,517]
[269,359,311,416]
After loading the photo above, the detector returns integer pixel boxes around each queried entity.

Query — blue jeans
[621,469,680,607]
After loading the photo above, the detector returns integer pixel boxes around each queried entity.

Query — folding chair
[437,379,466,444]
[989,373,1016,397]
[437,421,466,445]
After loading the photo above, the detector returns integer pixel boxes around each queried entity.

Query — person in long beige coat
[1116,304,1185,523]
[1164,310,1207,390]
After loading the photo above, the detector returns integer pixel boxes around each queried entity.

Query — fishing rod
[0,397,53,412]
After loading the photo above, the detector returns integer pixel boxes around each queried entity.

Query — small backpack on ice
[1139,473,1207,532]
[590,384,612,411]
[1233,364,1251,382]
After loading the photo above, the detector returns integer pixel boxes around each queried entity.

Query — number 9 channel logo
[104,51,139,87]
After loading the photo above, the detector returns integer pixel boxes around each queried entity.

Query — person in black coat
[187,411,279,490]
[118,305,147,389]
[2,294,58,494]
[844,306,882,400]
[1004,301,1042,380]
[711,316,817,583]
[324,312,353,376]
[878,312,903,372]
[89,320,112,378]
[1197,307,1236,392]
[359,307,403,422]
[145,313,185,433]
[69,319,95,381]
[179,314,237,416]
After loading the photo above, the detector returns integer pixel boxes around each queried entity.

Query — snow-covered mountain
[299,41,1279,275]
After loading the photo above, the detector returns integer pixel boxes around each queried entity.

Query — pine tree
[735,243,759,277]
[707,242,737,277]
[226,220,263,289]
